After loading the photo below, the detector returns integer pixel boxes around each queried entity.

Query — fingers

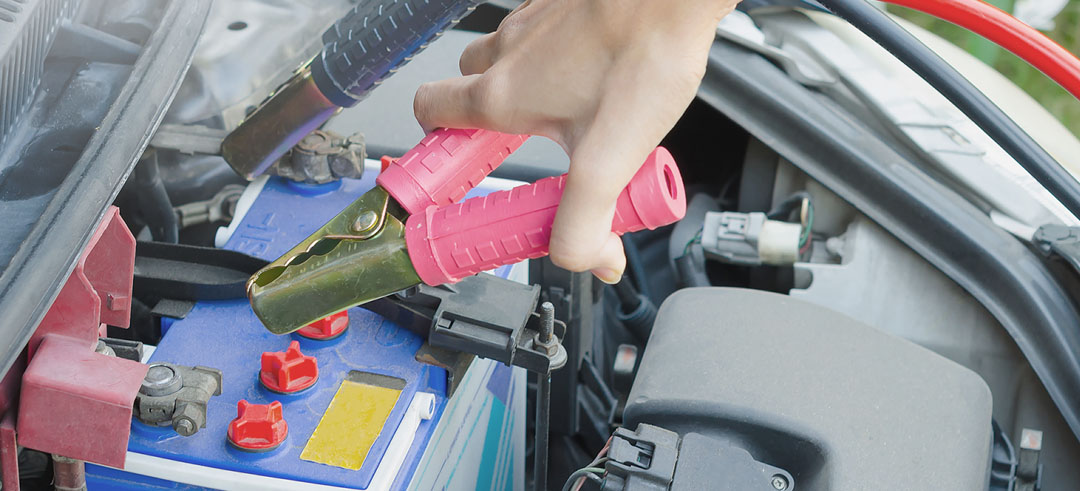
[549,106,656,282]
[459,33,497,76]
[461,0,543,77]
[413,74,490,133]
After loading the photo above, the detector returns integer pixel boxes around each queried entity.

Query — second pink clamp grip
[405,148,687,286]
[377,128,529,215]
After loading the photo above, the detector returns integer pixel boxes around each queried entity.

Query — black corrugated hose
[134,149,179,243]
[812,0,1080,221]
[613,278,658,341]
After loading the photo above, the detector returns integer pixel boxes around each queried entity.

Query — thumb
[548,194,625,284]
[589,233,627,285]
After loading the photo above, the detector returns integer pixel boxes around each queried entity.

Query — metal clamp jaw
[248,186,421,334]
[365,272,568,375]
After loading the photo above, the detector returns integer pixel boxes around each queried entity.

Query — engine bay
[2,0,1080,490]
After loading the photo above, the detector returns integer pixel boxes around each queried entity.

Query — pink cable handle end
[407,147,687,285]
[613,147,686,232]
[376,128,529,215]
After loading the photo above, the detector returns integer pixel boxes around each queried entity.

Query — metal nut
[172,403,206,437]
[534,335,559,357]
[533,334,568,371]
[174,418,196,437]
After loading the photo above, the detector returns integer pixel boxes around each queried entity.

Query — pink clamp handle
[406,147,687,286]
[376,128,530,215]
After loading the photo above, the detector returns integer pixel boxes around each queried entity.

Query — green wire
[683,227,703,256]
[562,467,606,491]
[799,198,814,248]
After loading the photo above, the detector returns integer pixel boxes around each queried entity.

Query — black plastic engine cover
[625,288,992,490]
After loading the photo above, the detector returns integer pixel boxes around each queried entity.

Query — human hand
[414,0,737,283]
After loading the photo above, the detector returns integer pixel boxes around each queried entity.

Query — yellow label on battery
[300,376,402,470]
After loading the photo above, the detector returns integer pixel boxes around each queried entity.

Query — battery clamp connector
[134,363,223,437]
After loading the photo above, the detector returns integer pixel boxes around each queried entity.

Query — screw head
[353,210,379,234]
[771,475,788,490]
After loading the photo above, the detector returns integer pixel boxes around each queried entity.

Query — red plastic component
[296,310,349,340]
[227,400,288,451]
[376,128,529,215]
[17,206,145,468]
[379,155,398,173]
[27,207,136,359]
[260,341,319,393]
[1,410,18,491]
[884,0,1080,100]
[0,353,25,426]
[406,147,686,285]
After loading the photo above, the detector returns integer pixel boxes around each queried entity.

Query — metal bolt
[534,301,567,371]
[174,418,196,436]
[146,365,174,383]
[94,340,115,357]
[140,363,183,396]
[771,475,788,490]
[353,210,379,234]
[538,301,555,344]
[297,131,331,152]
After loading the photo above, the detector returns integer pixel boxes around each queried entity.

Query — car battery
[85,162,527,490]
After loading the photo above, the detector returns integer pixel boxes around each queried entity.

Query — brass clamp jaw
[247,186,420,335]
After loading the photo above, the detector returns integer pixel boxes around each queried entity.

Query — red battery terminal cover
[260,341,319,393]
[296,311,349,340]
[227,400,288,452]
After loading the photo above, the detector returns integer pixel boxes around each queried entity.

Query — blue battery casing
[87,170,513,490]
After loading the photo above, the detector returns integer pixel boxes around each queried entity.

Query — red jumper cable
[881,0,1080,101]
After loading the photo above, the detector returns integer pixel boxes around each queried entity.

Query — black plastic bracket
[365,273,561,373]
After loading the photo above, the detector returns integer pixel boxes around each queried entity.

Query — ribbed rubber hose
[814,0,1080,221]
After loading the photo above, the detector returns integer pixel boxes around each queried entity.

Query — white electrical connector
[700,211,803,266]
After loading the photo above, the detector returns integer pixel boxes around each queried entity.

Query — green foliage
[887,1,1080,137]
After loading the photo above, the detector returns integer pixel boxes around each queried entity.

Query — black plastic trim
[698,40,1080,439]
[0,0,212,379]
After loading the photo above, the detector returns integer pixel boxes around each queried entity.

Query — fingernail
[591,268,622,285]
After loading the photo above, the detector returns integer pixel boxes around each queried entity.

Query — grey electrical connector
[601,423,796,490]
[700,211,802,266]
